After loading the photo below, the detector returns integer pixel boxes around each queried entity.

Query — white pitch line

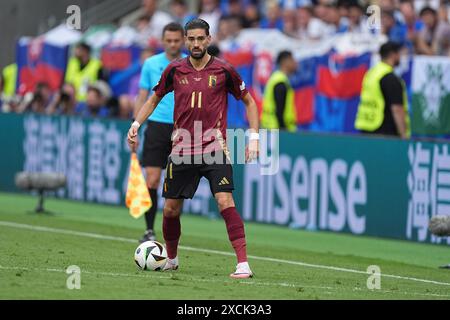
[0,265,333,291]
[1,265,448,298]
[1,220,450,288]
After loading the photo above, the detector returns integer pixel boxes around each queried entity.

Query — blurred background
[1,0,449,133]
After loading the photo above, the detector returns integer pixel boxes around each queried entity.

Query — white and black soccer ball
[134,241,167,271]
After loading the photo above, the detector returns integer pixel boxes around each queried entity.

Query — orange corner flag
[125,153,152,218]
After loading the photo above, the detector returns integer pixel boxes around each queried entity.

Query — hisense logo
[243,156,367,234]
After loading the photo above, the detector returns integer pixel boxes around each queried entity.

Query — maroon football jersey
[153,56,248,156]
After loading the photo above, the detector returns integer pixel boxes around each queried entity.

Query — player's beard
[190,48,207,60]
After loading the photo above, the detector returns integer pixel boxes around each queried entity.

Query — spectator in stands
[314,0,330,22]
[117,47,154,120]
[136,15,152,47]
[346,2,367,33]
[336,0,351,26]
[243,0,261,28]
[416,6,450,56]
[22,82,53,114]
[296,5,329,40]
[438,1,449,23]
[227,0,246,24]
[282,8,298,37]
[75,81,111,118]
[226,0,256,29]
[355,42,410,139]
[198,0,222,36]
[138,0,173,47]
[324,4,348,34]
[381,10,408,45]
[260,0,283,31]
[46,83,77,115]
[414,0,441,13]
[216,15,243,50]
[228,14,244,38]
[216,15,233,43]
[170,0,196,27]
[378,0,396,12]
[398,0,424,53]
[65,42,104,102]
[261,50,298,132]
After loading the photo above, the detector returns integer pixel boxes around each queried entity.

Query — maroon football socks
[163,215,181,259]
[220,207,248,263]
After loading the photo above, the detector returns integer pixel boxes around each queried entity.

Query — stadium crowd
[1,0,450,122]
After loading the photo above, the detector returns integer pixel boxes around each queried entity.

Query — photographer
[74,81,111,118]
[19,82,53,114]
[47,83,77,115]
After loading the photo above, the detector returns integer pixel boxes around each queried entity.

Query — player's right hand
[127,125,139,152]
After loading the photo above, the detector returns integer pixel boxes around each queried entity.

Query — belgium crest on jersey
[208,75,217,88]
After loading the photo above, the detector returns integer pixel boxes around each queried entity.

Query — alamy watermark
[166,123,280,175]
[66,5,81,30]
[366,5,381,30]
[66,265,81,289]
[366,265,381,290]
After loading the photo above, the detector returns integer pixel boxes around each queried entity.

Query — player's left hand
[245,139,259,163]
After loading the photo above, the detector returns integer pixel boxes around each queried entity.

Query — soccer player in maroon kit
[128,19,259,278]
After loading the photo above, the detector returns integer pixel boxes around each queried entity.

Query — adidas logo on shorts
[218,177,230,186]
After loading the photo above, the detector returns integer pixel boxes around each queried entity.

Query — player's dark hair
[419,6,437,17]
[276,50,293,66]
[379,41,402,59]
[184,18,210,36]
[76,42,91,54]
[162,22,184,37]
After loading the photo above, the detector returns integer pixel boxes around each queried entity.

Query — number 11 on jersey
[191,91,202,109]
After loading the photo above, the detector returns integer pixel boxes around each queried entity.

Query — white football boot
[230,262,253,279]
[162,256,179,271]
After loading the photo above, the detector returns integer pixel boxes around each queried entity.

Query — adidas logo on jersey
[179,77,189,85]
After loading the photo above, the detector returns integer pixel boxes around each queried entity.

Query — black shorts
[162,151,234,199]
[141,120,174,168]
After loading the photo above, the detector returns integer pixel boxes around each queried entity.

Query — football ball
[134,241,167,271]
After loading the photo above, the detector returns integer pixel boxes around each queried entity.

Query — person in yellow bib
[65,43,104,102]
[2,63,17,99]
[355,41,411,139]
[261,50,298,132]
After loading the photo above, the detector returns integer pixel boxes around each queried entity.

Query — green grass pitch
[0,192,449,300]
